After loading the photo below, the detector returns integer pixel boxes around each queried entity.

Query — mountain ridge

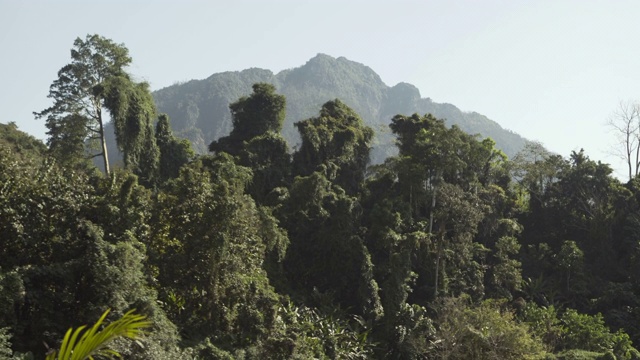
[150,53,531,162]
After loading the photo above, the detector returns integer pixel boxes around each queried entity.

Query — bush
[522,304,640,359]
[431,297,547,359]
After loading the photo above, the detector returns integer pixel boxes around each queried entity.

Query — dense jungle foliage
[2,35,640,360]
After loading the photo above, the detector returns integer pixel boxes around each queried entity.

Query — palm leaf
[45,309,151,360]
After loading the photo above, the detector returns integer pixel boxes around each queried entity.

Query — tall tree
[155,114,194,183]
[293,99,374,194]
[389,113,464,224]
[209,83,286,155]
[209,83,291,202]
[103,77,160,185]
[34,35,150,174]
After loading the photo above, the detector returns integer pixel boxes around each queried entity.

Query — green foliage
[209,83,286,155]
[560,309,620,354]
[293,99,374,194]
[45,114,92,170]
[431,182,487,299]
[35,34,133,174]
[231,83,286,137]
[490,235,523,298]
[151,155,280,346]
[45,309,150,360]
[155,114,194,183]
[516,146,637,321]
[0,122,47,162]
[189,338,235,360]
[521,304,564,350]
[208,83,291,203]
[281,171,383,320]
[0,268,24,332]
[521,303,640,359]
[0,141,178,357]
[382,303,436,359]
[555,349,609,359]
[556,240,587,297]
[254,302,375,359]
[0,327,13,359]
[238,132,291,204]
[103,77,160,184]
[431,297,547,359]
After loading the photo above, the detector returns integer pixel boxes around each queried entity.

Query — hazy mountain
[150,53,530,163]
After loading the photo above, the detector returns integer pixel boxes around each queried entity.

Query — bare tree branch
[606,100,640,181]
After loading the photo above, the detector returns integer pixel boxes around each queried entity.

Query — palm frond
[45,309,151,360]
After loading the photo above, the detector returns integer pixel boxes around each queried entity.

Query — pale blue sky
[2,0,640,177]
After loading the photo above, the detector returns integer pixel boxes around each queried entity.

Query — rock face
[149,53,530,163]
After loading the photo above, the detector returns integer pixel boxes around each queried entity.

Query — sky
[2,0,640,178]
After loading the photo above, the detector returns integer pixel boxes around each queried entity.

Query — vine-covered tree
[209,83,291,202]
[155,114,195,183]
[34,34,132,174]
[150,155,285,347]
[103,77,160,184]
[293,99,374,194]
[209,83,286,155]
[280,171,383,319]
[35,34,160,183]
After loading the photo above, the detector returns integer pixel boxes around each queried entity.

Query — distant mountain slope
[0,122,47,162]
[152,54,530,162]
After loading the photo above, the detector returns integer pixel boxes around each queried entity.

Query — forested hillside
[3,35,640,360]
[151,53,530,162]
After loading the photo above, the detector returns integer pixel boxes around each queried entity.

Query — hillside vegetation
[3,35,639,360]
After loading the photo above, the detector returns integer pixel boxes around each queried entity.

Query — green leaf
[45,308,151,360]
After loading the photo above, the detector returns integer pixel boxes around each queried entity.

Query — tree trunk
[97,108,110,176]
[434,238,441,298]
[434,223,446,298]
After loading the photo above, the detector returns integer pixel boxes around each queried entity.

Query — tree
[209,83,291,202]
[430,183,486,299]
[280,171,382,319]
[389,113,464,223]
[150,155,282,345]
[103,77,160,184]
[239,132,291,203]
[293,99,374,194]
[34,35,155,174]
[155,114,194,183]
[0,142,180,357]
[489,231,524,299]
[209,83,286,155]
[607,100,640,182]
[387,114,492,300]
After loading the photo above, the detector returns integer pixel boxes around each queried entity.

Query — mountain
[150,54,530,163]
